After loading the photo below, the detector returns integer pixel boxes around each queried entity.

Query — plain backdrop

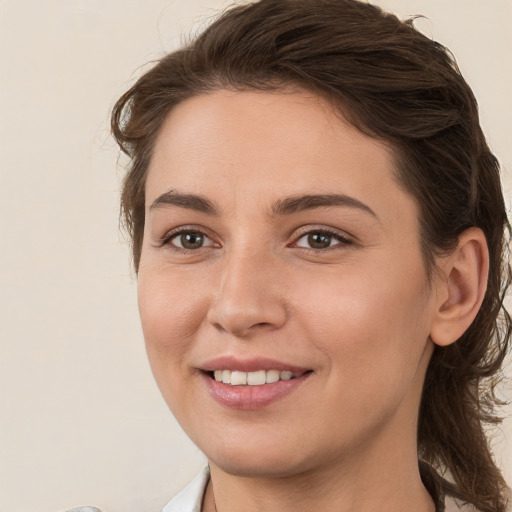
[0,1,511,511]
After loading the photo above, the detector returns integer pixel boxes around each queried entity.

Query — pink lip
[202,374,311,410]
[200,355,308,373]
[199,356,312,410]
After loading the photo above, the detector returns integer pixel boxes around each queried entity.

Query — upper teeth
[213,370,300,386]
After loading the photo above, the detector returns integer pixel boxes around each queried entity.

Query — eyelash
[156,226,354,255]
[291,228,354,251]
[156,227,217,253]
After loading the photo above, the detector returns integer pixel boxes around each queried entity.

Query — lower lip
[202,372,311,410]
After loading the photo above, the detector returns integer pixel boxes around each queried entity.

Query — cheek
[137,268,208,367]
[289,257,431,380]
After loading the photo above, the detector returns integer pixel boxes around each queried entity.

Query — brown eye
[169,231,214,250]
[294,230,352,250]
[307,232,332,249]
[181,232,204,249]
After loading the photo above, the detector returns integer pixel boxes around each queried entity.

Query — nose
[207,248,288,338]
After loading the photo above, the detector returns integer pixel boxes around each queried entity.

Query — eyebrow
[149,190,378,220]
[271,193,378,220]
[150,190,218,215]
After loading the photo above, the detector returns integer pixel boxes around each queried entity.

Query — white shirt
[162,467,210,512]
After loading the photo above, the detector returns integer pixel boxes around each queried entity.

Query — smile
[200,357,313,409]
[203,369,312,410]
[212,369,302,386]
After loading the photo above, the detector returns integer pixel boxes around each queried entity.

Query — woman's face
[138,89,439,478]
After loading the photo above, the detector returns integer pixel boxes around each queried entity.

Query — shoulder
[161,466,210,512]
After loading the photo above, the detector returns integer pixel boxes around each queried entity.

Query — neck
[204,439,435,512]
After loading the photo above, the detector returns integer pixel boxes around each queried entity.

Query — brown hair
[111,1,511,510]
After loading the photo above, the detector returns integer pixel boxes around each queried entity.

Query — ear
[430,228,489,347]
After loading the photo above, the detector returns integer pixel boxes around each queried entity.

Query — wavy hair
[111,1,511,510]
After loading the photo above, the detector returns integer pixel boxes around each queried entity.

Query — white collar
[161,466,210,512]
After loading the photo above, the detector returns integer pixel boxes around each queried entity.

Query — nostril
[207,278,288,336]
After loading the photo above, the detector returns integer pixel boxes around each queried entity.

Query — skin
[137,89,487,512]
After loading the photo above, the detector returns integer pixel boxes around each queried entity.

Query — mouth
[207,369,308,386]
[199,356,313,408]
[200,362,313,409]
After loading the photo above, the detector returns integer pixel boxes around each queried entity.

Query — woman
[111,0,511,511]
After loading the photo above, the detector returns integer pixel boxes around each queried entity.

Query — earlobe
[430,228,489,347]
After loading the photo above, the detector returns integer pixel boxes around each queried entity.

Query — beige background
[0,1,510,511]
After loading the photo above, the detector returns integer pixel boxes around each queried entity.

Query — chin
[209,452,313,479]
[198,431,331,479]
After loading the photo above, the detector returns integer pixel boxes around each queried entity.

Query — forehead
[145,89,417,224]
